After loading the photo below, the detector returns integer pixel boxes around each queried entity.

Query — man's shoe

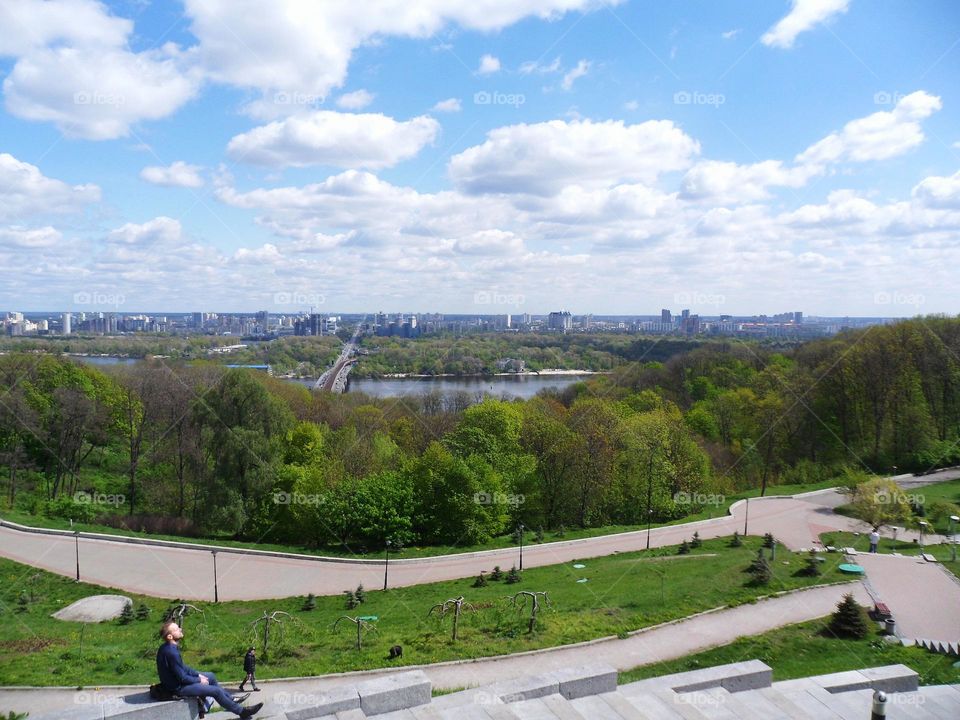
[252,687,260,692]
[238,703,263,718]
[234,692,251,703]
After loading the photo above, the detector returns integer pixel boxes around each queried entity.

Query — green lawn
[619,616,960,687]
[0,477,842,561]
[818,530,960,580]
[0,536,854,687]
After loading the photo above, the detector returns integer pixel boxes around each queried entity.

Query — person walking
[239,646,260,692]
[869,528,880,553]
[156,621,262,718]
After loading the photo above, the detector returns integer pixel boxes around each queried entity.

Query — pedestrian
[869,528,880,553]
[239,646,259,692]
[156,621,262,718]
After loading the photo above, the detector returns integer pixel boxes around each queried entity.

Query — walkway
[0,472,954,601]
[0,582,872,716]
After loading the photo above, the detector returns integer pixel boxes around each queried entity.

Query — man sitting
[156,620,263,719]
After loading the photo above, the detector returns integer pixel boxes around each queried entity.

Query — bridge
[314,321,363,392]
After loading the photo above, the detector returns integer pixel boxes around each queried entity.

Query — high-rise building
[661,309,672,324]
[62,312,71,335]
[548,311,573,332]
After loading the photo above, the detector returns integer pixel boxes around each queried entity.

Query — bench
[872,602,892,620]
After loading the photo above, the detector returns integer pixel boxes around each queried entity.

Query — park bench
[872,602,892,620]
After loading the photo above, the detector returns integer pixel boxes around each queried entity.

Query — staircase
[913,637,960,657]
[252,660,960,719]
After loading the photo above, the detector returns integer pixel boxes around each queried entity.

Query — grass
[819,530,960,580]
[832,476,960,535]
[0,536,854,687]
[618,616,960,687]
[0,477,842,561]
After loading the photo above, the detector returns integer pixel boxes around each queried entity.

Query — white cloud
[0,226,62,248]
[796,91,942,165]
[478,54,501,74]
[762,0,850,49]
[0,152,100,219]
[912,170,960,209]
[336,89,375,110]
[449,118,699,196]
[0,1,199,139]
[519,57,561,74]
[183,0,616,100]
[722,29,741,40]
[432,97,462,112]
[226,111,440,169]
[561,59,590,90]
[681,160,817,204]
[453,229,524,255]
[108,217,183,246]
[624,100,639,111]
[140,161,204,188]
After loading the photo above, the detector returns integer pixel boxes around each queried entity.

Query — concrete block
[281,684,361,720]
[859,664,919,693]
[547,664,618,699]
[356,670,431,716]
[488,673,559,703]
[32,693,198,720]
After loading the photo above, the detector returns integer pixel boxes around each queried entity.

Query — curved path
[0,472,955,601]
[0,581,872,716]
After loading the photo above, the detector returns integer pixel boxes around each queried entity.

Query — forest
[1,316,958,552]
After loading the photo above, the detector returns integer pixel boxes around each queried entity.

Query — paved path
[855,552,960,641]
[0,472,954,601]
[0,582,872,716]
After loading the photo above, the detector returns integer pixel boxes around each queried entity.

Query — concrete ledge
[547,664,618,699]
[280,684,361,719]
[812,664,919,694]
[661,660,773,694]
[356,670,431,716]
[487,673,558,703]
[32,692,198,720]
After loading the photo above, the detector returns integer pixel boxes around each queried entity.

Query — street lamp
[74,530,80,582]
[383,539,392,591]
[518,523,525,571]
[646,444,656,550]
[743,497,750,536]
[950,516,959,562]
[211,550,219,603]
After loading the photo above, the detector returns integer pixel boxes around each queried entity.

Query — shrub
[472,572,488,588]
[302,593,317,611]
[505,565,522,584]
[730,531,743,548]
[490,566,504,581]
[691,531,702,549]
[678,540,690,555]
[748,549,772,585]
[829,593,869,639]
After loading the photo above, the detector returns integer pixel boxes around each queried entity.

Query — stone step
[596,691,658,720]
[755,686,821,720]
[618,690,690,720]
[915,684,960,718]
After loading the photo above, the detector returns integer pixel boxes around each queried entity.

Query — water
[70,355,138,366]
[287,374,593,399]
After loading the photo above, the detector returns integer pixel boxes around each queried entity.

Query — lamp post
[74,530,80,582]
[646,444,656,551]
[951,516,959,562]
[743,497,750,536]
[518,523,525,571]
[211,550,219,603]
[383,539,391,591]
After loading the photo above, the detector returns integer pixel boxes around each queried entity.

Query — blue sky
[0,0,958,316]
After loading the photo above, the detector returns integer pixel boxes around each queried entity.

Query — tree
[798,550,821,577]
[509,591,550,633]
[429,596,474,641]
[850,478,913,530]
[334,615,376,650]
[747,549,772,585]
[828,593,869,639]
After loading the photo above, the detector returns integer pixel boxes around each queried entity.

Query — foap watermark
[273,91,323,107]
[74,491,125,507]
[674,491,726,507]
[674,291,726,308]
[873,91,908,106]
[874,291,925,309]
[675,692,727,709]
[274,291,326,306]
[673,90,725,108]
[473,90,525,108]
[474,491,525,508]
[74,91,125,107]
[273,491,323,506]
[73,290,125,308]
[874,490,924,506]
[473,290,525,308]
[75,691,123,708]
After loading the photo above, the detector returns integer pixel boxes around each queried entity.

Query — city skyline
[1,0,958,315]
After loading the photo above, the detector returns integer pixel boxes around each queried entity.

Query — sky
[0,0,958,317]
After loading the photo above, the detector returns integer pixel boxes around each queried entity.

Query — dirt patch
[0,637,63,653]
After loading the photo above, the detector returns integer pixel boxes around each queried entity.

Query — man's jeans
[177,671,244,715]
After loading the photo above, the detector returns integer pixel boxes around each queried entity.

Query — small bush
[472,572,488,588]
[678,540,690,555]
[691,531,702,549]
[730,531,743,548]
[490,566,504,581]
[302,593,317,611]
[829,593,869,639]
[505,565,522,584]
